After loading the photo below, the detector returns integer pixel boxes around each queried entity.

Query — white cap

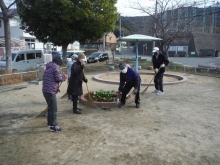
[71,54,78,60]
[152,47,159,52]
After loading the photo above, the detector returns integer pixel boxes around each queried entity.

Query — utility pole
[119,16,122,52]
[203,0,207,32]
[152,0,158,50]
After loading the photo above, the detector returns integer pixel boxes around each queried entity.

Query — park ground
[0,69,220,165]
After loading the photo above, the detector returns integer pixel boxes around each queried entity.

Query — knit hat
[78,52,85,59]
[119,62,127,70]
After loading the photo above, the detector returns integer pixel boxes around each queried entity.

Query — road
[115,48,220,67]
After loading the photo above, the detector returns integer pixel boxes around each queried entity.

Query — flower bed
[85,91,118,102]
[80,90,135,108]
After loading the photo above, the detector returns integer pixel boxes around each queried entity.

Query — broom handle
[82,69,90,94]
[142,74,156,92]
[86,83,89,94]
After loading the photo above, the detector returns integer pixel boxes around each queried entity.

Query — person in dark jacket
[67,53,88,114]
[152,47,169,95]
[118,62,141,108]
[66,54,78,102]
[42,57,67,132]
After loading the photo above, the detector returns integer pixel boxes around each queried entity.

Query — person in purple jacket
[118,62,141,108]
[42,57,67,132]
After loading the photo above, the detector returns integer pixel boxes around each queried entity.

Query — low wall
[0,71,38,86]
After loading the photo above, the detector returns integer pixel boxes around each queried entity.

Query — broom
[83,70,97,108]
[142,65,163,93]
[61,74,69,99]
[37,82,62,117]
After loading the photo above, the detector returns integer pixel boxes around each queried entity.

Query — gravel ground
[0,70,220,165]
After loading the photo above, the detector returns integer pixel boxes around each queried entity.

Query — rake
[37,82,62,117]
[83,70,97,108]
[141,66,162,93]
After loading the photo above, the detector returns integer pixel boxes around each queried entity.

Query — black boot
[73,109,81,114]
[136,103,140,108]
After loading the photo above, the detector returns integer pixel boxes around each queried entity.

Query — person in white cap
[152,47,169,95]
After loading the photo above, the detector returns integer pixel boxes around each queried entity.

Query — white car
[66,50,87,63]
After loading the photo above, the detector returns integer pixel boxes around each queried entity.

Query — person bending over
[118,62,141,108]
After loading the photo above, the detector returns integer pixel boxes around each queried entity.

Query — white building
[0,11,79,57]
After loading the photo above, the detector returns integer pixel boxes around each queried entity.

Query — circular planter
[80,93,135,108]
[109,66,114,70]
[148,66,153,70]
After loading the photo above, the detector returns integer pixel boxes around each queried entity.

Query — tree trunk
[0,0,12,73]
[4,18,12,73]
[62,43,68,64]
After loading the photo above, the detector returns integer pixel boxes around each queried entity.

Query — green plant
[85,91,118,102]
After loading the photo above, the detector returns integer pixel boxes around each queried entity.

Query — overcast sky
[115,0,149,16]
[115,0,216,16]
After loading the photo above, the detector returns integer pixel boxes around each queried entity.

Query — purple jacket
[42,62,66,95]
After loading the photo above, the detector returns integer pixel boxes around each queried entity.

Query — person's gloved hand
[64,74,68,79]
[160,64,165,68]
[155,68,159,73]
[84,78,88,83]
[133,88,138,95]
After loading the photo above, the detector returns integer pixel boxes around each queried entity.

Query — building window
[25,39,35,49]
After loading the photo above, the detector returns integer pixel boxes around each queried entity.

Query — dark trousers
[121,83,140,105]
[43,92,58,126]
[154,72,164,92]
[67,78,72,100]
[71,95,79,111]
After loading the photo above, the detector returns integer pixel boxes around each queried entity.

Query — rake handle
[142,63,164,93]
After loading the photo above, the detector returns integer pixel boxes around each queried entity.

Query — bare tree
[0,0,19,72]
[127,0,215,58]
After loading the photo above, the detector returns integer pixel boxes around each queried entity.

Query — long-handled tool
[83,70,97,108]
[61,74,69,99]
[37,82,62,117]
[141,65,162,93]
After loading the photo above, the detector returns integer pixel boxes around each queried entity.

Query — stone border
[80,94,135,108]
[93,71,187,86]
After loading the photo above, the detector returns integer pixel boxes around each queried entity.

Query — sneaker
[50,126,62,132]
[118,103,125,108]
[73,109,81,114]
[156,91,164,95]
[136,103,140,108]
[47,122,58,127]
[152,89,158,93]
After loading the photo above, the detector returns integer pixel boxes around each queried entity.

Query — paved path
[116,48,220,67]
[0,82,36,93]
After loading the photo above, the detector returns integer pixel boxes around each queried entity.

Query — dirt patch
[0,70,220,165]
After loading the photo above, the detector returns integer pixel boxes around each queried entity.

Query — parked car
[66,50,87,63]
[87,52,109,63]
[0,50,44,71]
[51,51,62,59]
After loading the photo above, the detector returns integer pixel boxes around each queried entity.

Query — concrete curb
[93,72,187,86]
